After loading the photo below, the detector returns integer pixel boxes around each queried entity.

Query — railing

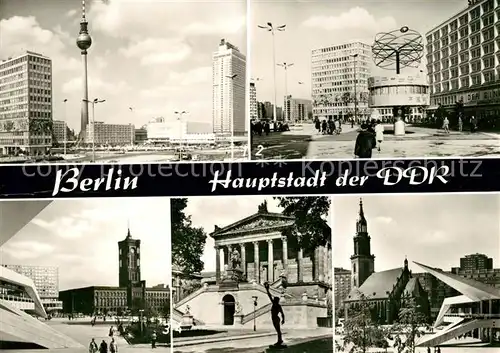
[445,313,500,318]
[241,303,272,325]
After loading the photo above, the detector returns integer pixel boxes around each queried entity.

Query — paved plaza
[251,123,500,160]
[173,329,332,353]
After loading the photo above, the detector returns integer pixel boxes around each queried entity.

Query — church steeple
[350,198,375,288]
[126,219,131,239]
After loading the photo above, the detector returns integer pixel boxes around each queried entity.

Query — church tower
[118,226,141,288]
[350,199,375,289]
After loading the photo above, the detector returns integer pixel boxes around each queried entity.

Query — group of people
[314,117,342,135]
[442,115,478,133]
[427,347,441,353]
[354,120,385,158]
[88,338,118,353]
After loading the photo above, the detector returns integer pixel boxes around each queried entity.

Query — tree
[391,294,429,353]
[339,291,389,353]
[171,198,207,274]
[273,197,330,254]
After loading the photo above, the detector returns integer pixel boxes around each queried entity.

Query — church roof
[345,268,403,302]
[404,277,425,297]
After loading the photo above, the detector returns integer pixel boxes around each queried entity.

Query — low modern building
[425,0,500,125]
[134,127,147,145]
[334,267,351,311]
[147,118,216,145]
[85,121,135,146]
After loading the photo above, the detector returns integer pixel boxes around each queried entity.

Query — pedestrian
[99,340,108,353]
[264,282,285,347]
[442,117,450,133]
[151,330,157,349]
[437,347,441,353]
[374,120,384,152]
[458,116,463,132]
[427,347,431,353]
[321,119,327,134]
[109,326,114,337]
[354,124,376,159]
[89,338,98,353]
[109,338,117,353]
[314,118,321,133]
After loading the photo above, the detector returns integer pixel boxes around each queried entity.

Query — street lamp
[258,22,286,122]
[63,99,68,156]
[351,54,359,123]
[252,296,258,331]
[226,74,237,160]
[83,98,106,163]
[174,111,188,159]
[277,62,294,122]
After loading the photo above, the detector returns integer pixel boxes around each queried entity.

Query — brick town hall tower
[118,226,146,308]
[350,199,375,289]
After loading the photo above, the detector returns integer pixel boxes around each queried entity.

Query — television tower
[76,0,92,137]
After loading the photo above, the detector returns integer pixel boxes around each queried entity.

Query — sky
[250,0,468,104]
[333,194,500,273]
[184,196,332,272]
[0,198,171,291]
[0,0,246,132]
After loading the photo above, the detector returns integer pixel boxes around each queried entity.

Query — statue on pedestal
[230,248,241,270]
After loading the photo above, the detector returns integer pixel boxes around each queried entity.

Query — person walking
[108,326,114,337]
[458,116,463,132]
[354,124,376,159]
[99,340,108,353]
[89,338,98,353]
[314,118,321,134]
[264,282,285,347]
[151,330,157,349]
[442,117,450,133]
[374,120,384,152]
[109,338,117,353]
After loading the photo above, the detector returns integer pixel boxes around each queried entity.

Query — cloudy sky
[184,196,332,272]
[333,194,500,273]
[250,0,467,103]
[0,198,171,290]
[0,0,246,132]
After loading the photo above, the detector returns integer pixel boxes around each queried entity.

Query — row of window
[370,86,429,95]
[0,111,52,119]
[431,70,497,93]
[0,138,52,145]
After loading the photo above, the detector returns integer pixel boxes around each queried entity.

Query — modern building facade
[146,118,215,145]
[212,39,246,136]
[284,96,313,123]
[85,121,134,146]
[52,120,68,144]
[459,253,494,270]
[249,82,257,120]
[0,51,53,155]
[334,267,351,310]
[59,227,170,316]
[311,42,371,121]
[426,0,500,124]
[1,264,63,313]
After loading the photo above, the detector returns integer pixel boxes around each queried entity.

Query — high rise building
[1,264,62,312]
[350,199,375,289]
[52,120,68,144]
[284,96,313,123]
[426,0,500,120]
[0,51,53,155]
[212,39,246,136]
[249,82,257,120]
[459,253,493,271]
[334,267,351,310]
[311,42,371,121]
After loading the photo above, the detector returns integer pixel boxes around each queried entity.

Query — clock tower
[118,226,144,309]
[350,199,375,289]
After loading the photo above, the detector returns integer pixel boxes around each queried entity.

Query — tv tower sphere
[77,32,92,51]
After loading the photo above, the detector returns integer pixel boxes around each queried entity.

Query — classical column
[215,246,221,283]
[227,245,232,268]
[240,243,246,275]
[281,236,288,274]
[323,246,329,282]
[268,239,274,283]
[314,247,322,281]
[253,241,260,283]
[297,249,303,282]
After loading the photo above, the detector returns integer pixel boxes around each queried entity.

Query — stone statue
[235,301,242,314]
[230,248,241,269]
[258,201,268,213]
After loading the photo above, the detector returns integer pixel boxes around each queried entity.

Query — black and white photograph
[0,0,248,164]
[170,196,332,352]
[0,198,171,351]
[250,0,500,160]
[333,194,500,352]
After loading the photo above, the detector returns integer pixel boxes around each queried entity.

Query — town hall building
[343,200,430,324]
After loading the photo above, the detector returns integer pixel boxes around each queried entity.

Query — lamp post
[252,296,258,331]
[174,111,188,159]
[83,98,105,163]
[351,54,359,123]
[277,62,294,122]
[63,99,68,155]
[226,74,237,160]
[258,22,286,122]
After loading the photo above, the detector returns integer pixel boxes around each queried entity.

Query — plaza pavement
[252,123,500,159]
[172,328,332,353]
